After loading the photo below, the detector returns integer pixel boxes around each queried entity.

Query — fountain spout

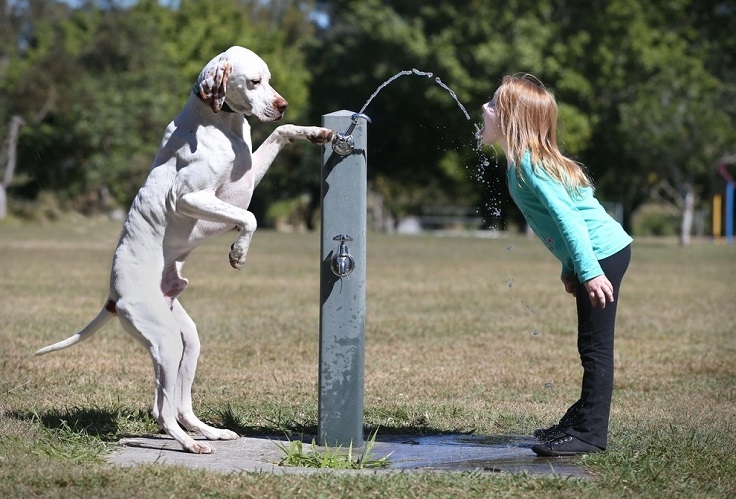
[331,112,372,156]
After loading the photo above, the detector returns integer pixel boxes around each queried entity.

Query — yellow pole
[713,194,722,238]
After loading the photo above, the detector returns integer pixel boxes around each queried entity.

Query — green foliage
[1,0,734,232]
[277,430,392,469]
[632,203,680,236]
[307,0,735,231]
[1,0,316,213]
[264,194,313,230]
[619,62,733,182]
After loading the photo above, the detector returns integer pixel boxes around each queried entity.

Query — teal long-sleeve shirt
[507,152,632,283]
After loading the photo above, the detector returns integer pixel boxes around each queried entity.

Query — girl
[478,74,632,456]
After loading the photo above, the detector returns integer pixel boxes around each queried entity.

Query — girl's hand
[560,273,577,296]
[584,275,615,308]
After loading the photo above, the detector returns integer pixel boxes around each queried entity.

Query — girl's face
[479,89,502,147]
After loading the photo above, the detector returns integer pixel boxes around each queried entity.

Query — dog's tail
[35,299,117,356]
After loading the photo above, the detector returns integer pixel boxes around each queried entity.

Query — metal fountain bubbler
[331,112,371,157]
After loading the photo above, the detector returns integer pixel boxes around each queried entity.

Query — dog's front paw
[229,242,247,269]
[185,440,215,454]
[305,127,334,145]
[229,230,253,270]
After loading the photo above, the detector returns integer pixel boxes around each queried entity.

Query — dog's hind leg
[171,299,239,441]
[116,296,214,454]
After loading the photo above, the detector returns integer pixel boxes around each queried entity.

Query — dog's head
[196,46,287,121]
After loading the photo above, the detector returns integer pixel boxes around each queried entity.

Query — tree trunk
[368,189,385,232]
[1,116,25,220]
[0,184,5,219]
[679,186,695,246]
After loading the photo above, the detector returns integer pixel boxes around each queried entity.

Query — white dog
[35,46,334,454]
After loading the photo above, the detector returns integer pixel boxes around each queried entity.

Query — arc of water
[357,70,413,115]
[358,68,471,120]
[432,77,470,120]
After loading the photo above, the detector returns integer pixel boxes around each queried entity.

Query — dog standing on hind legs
[35,46,334,454]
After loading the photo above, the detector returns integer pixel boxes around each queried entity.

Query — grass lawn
[1,216,734,497]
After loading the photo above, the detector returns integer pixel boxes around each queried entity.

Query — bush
[265,195,313,232]
[632,203,679,236]
[8,192,64,224]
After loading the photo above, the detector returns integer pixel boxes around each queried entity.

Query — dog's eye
[250,79,261,86]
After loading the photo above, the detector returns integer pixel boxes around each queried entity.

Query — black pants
[564,245,631,449]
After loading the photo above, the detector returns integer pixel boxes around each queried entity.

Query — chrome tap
[330,234,355,277]
[331,113,371,156]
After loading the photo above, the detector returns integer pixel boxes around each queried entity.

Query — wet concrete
[108,433,591,477]
[372,434,590,476]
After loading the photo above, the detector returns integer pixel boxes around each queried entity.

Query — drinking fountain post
[318,110,369,446]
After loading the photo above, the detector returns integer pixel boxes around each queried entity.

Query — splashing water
[474,123,484,150]
[465,146,504,231]
[358,68,471,120]
[358,68,515,232]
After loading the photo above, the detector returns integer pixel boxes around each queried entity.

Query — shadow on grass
[218,407,473,443]
[7,403,474,446]
[5,406,160,441]
[213,402,483,442]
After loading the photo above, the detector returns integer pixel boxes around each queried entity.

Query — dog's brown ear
[197,55,232,113]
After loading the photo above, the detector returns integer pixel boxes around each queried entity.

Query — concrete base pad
[108,434,591,477]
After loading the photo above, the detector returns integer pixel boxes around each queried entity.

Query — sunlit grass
[1,216,734,497]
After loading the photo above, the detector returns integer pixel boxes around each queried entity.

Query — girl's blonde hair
[495,74,592,192]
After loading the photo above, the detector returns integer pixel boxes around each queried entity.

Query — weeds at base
[276,429,392,469]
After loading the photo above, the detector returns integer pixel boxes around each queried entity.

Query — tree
[584,1,736,241]
[1,0,320,217]
[2,0,734,236]
[619,63,734,244]
[307,0,598,230]
[0,116,25,219]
